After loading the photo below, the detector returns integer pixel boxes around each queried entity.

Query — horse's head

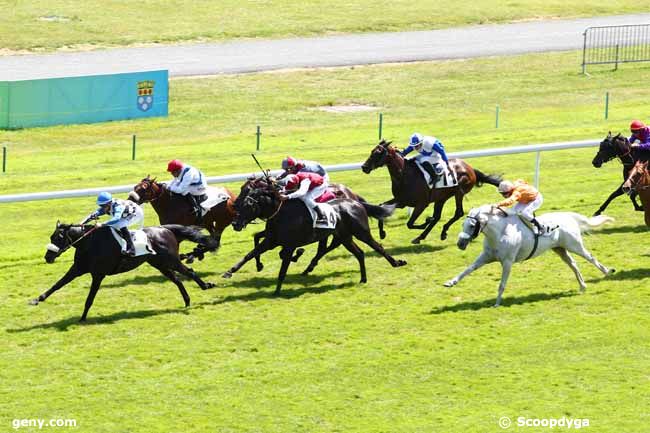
[129,175,162,204]
[593,132,630,168]
[44,221,72,263]
[361,139,393,173]
[622,160,649,194]
[456,205,499,250]
[232,178,279,231]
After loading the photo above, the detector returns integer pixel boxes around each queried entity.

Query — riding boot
[313,205,328,225]
[531,218,549,236]
[421,161,438,187]
[119,227,136,256]
[189,195,205,222]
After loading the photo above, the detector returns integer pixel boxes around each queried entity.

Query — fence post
[256,126,261,151]
[495,105,500,128]
[378,113,383,140]
[2,146,6,173]
[614,44,620,71]
[132,135,136,160]
[534,151,541,189]
[604,92,609,119]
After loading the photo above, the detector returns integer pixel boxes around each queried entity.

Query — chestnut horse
[361,139,501,244]
[622,160,650,226]
[591,132,649,216]
[129,176,236,260]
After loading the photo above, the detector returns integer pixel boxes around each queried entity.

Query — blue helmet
[410,133,423,146]
[96,192,112,205]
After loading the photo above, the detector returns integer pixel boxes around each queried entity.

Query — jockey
[629,120,650,150]
[166,159,208,219]
[495,180,550,236]
[81,192,144,256]
[279,172,329,224]
[279,156,329,182]
[401,132,450,186]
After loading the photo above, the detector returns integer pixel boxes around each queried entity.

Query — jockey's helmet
[167,159,183,172]
[97,192,112,205]
[630,120,646,131]
[410,133,423,147]
[282,156,297,170]
[497,181,515,194]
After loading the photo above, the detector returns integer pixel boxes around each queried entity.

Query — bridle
[136,179,163,203]
[46,224,96,257]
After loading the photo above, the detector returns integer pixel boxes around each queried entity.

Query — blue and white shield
[137,94,154,112]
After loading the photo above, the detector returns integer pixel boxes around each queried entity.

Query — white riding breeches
[514,193,543,220]
[303,184,328,209]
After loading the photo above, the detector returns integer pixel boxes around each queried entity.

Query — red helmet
[630,120,646,131]
[167,159,183,172]
[282,156,297,170]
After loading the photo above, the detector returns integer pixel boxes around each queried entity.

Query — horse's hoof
[411,238,421,245]
[443,280,455,287]
[635,208,644,212]
[256,263,264,272]
[593,211,601,217]
[440,232,448,241]
[186,256,195,265]
[609,268,616,274]
[492,303,501,308]
[222,271,233,279]
[395,259,407,267]
[301,268,312,276]
[291,248,305,262]
[205,282,216,289]
[28,298,39,306]
[360,278,367,284]
[380,231,386,240]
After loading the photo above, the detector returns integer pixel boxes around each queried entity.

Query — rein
[52,225,98,256]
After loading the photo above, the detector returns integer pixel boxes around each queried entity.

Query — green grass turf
[0,0,643,52]
[1,51,649,432]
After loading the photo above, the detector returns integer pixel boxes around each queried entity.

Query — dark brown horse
[622,160,650,226]
[361,139,501,244]
[129,176,236,260]
[591,132,649,216]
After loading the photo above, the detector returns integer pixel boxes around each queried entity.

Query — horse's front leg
[30,265,83,305]
[440,193,465,241]
[275,247,295,294]
[594,184,625,216]
[413,200,445,244]
[406,204,430,244]
[378,198,398,239]
[80,274,105,322]
[253,230,266,272]
[444,251,494,287]
[223,237,275,278]
[494,260,514,307]
[630,190,644,211]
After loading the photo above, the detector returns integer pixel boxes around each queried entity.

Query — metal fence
[0,139,599,204]
[582,24,650,73]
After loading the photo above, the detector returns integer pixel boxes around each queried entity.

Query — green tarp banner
[1,70,168,129]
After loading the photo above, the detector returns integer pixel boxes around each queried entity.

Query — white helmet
[497,181,514,193]
[409,133,423,147]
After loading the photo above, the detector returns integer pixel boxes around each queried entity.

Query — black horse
[32,222,217,321]
[592,132,650,215]
[222,181,407,294]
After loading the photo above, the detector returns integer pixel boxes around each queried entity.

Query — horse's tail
[361,202,396,220]
[473,169,502,187]
[569,213,615,232]
[162,224,219,251]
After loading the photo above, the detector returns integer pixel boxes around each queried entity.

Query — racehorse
[622,160,650,226]
[128,176,236,261]
[361,139,502,244]
[223,180,407,294]
[443,205,615,306]
[32,222,217,321]
[591,132,650,215]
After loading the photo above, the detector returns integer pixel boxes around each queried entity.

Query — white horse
[443,205,615,306]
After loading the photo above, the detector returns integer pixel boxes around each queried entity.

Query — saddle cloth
[307,202,338,229]
[414,160,458,189]
[200,186,231,215]
[110,228,156,256]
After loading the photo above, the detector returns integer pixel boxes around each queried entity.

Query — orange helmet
[630,120,646,131]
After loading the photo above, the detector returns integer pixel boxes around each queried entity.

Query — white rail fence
[0,139,600,204]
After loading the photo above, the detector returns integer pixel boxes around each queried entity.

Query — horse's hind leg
[149,262,191,307]
[80,274,105,322]
[378,198,398,239]
[341,238,367,283]
[440,193,465,241]
[552,248,586,291]
[171,258,215,290]
[302,237,342,275]
[566,242,614,276]
[352,227,407,268]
